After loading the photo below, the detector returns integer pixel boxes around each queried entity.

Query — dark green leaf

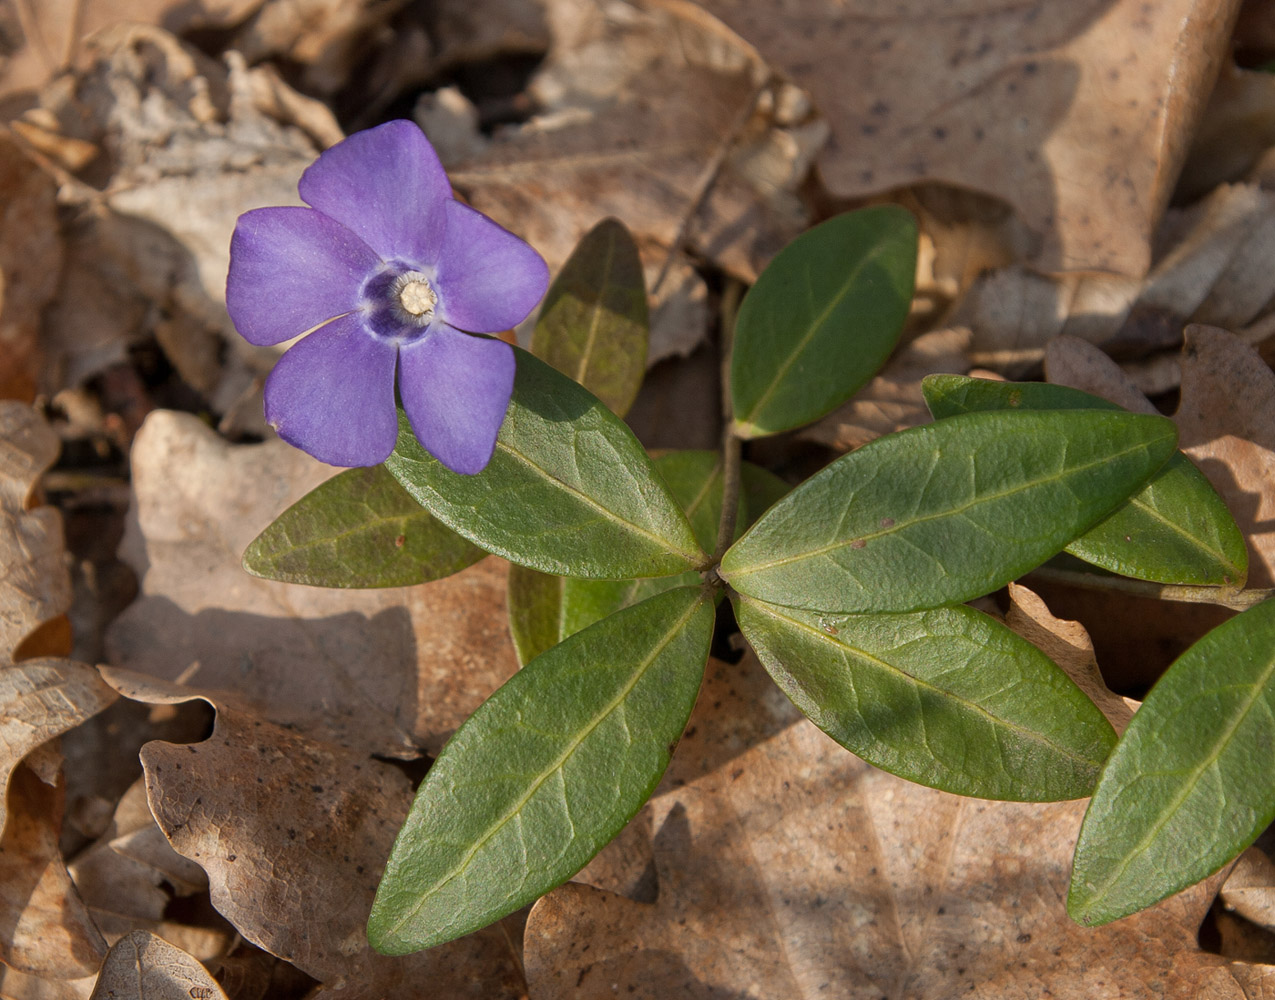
[730,205,917,438]
[368,586,714,953]
[506,452,791,664]
[923,374,1248,587]
[386,349,705,579]
[735,596,1116,800]
[1069,597,1275,925]
[720,409,1179,613]
[532,218,648,417]
[241,465,484,587]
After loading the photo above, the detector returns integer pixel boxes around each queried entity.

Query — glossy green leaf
[386,349,705,579]
[720,409,1179,614]
[531,218,648,417]
[507,452,790,664]
[730,205,917,439]
[241,465,484,587]
[923,374,1247,588]
[735,596,1115,800]
[368,586,714,953]
[1069,597,1275,925]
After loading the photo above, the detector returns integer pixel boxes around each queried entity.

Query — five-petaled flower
[226,120,548,474]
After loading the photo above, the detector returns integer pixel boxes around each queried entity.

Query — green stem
[1024,565,1273,611]
[712,279,745,565]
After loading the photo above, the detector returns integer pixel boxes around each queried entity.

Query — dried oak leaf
[696,0,1238,276]
[1,402,118,835]
[87,930,226,1000]
[524,653,1256,998]
[1221,849,1275,934]
[98,668,524,999]
[104,410,517,758]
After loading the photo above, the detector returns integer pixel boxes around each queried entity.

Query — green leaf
[386,349,705,579]
[1068,597,1275,925]
[507,452,791,664]
[531,218,649,417]
[241,465,484,587]
[368,586,714,953]
[735,596,1116,800]
[720,409,1179,614]
[923,374,1248,588]
[730,205,917,439]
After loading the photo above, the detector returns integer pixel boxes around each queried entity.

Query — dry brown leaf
[1044,334,1161,412]
[0,765,106,980]
[87,930,226,1000]
[525,654,1244,998]
[97,668,525,999]
[954,182,1275,374]
[1005,583,1137,734]
[68,780,211,947]
[105,410,518,758]
[1176,325,1275,589]
[1222,849,1275,933]
[1,403,118,835]
[697,0,1238,276]
[0,132,61,403]
[1179,62,1275,201]
[800,327,974,452]
[454,0,816,362]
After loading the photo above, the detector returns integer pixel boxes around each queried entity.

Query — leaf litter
[7,0,1275,994]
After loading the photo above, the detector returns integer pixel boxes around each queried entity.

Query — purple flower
[226,120,548,474]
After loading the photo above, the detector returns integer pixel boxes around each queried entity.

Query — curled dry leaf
[105,410,517,758]
[525,654,1246,999]
[697,0,1238,276]
[88,930,226,1000]
[1,402,118,833]
[99,668,525,1000]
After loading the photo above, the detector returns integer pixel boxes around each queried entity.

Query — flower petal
[298,120,451,264]
[399,326,515,475]
[264,313,399,467]
[434,200,549,333]
[227,207,379,346]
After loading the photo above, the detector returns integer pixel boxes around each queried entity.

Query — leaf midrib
[495,439,703,565]
[1075,650,1275,918]
[749,599,1106,772]
[730,430,1173,576]
[387,592,705,937]
[735,236,893,429]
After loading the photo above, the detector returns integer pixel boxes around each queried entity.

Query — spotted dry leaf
[105,410,517,758]
[524,654,1252,999]
[696,0,1238,276]
[99,667,525,1000]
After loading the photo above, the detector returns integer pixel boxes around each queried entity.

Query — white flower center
[392,271,437,325]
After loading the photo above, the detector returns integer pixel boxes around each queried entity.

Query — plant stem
[712,279,745,564]
[1024,565,1274,612]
